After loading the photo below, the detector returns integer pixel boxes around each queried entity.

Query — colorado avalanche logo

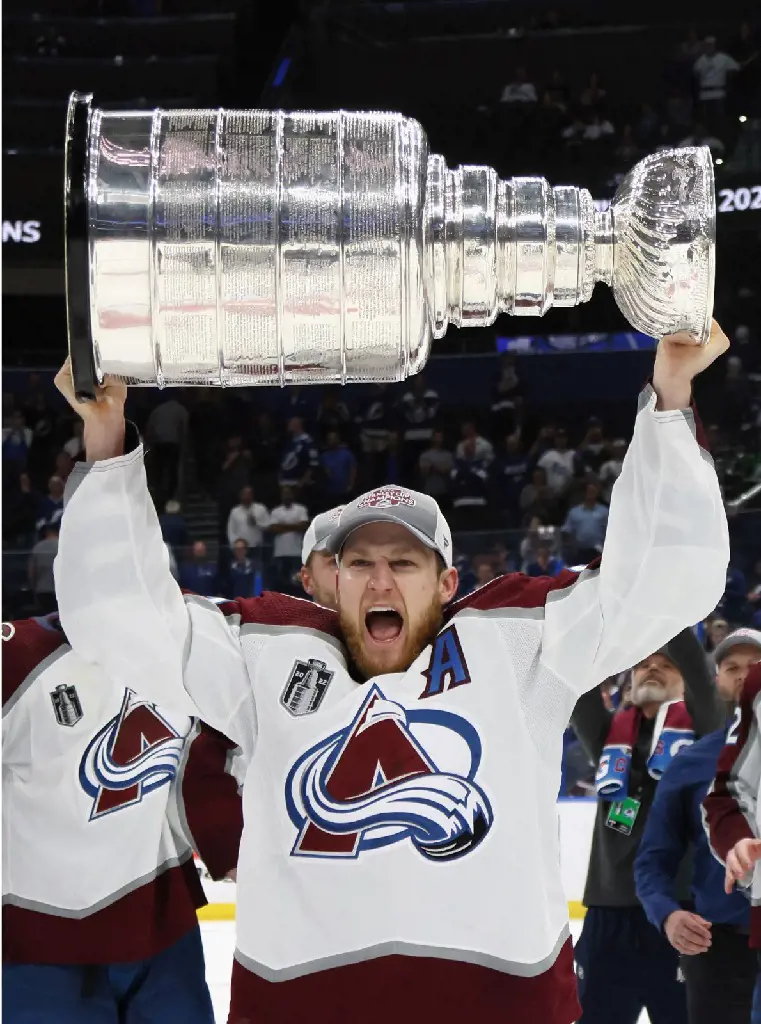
[79,689,185,821]
[285,685,493,861]
[357,486,416,510]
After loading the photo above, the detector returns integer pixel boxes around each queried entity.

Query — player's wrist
[651,374,692,412]
[84,417,126,461]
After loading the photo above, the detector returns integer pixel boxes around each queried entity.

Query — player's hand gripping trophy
[63,92,719,405]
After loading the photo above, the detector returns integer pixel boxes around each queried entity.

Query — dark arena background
[2,3,760,1016]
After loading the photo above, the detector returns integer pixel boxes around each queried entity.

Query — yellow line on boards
[198,903,236,921]
[198,902,588,922]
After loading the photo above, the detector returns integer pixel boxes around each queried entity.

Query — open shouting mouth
[365,607,405,645]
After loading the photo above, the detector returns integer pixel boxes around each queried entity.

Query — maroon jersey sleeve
[2,617,68,710]
[182,588,341,641]
[702,663,761,863]
[225,591,342,637]
[180,724,244,880]
[446,569,583,618]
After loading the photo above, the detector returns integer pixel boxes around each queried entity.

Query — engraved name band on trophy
[64,92,716,398]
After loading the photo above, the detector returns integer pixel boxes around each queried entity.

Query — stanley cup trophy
[64,92,715,399]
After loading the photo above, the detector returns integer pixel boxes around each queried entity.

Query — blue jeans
[3,925,214,1024]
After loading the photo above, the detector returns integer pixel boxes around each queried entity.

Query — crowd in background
[496,25,758,163]
[447,17,761,205]
[4,321,760,629]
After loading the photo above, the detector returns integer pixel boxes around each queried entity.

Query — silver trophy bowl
[64,93,715,397]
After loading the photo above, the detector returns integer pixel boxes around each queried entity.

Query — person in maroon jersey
[702,634,761,932]
[53,322,731,1024]
[2,610,242,1024]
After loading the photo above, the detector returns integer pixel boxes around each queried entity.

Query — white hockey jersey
[55,387,728,1023]
[2,614,242,964]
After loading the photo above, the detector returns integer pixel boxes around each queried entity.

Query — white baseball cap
[327,485,453,568]
[301,505,345,565]
[714,628,761,665]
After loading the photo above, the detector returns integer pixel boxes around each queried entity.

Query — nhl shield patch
[50,683,83,727]
[281,659,333,717]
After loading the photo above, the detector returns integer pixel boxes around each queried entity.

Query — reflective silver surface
[73,97,715,388]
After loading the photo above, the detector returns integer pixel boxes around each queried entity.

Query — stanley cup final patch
[281,659,334,717]
[50,683,84,727]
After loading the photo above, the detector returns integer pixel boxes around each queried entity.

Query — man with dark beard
[571,636,724,1024]
[53,323,730,1024]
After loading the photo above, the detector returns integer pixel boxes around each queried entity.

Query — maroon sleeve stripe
[2,619,68,711]
[183,590,342,640]
[237,591,342,637]
[703,663,761,862]
[447,567,589,617]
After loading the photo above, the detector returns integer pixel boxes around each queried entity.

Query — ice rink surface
[201,921,236,1024]
[200,920,651,1024]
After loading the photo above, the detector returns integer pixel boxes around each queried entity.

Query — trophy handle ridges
[65,91,98,401]
[607,145,716,345]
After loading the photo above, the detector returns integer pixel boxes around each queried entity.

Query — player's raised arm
[52,361,254,749]
[455,322,730,696]
[541,320,729,691]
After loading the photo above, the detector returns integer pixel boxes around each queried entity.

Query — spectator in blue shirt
[315,389,351,444]
[321,430,357,503]
[279,416,321,500]
[397,374,439,478]
[492,434,529,525]
[227,538,257,599]
[450,442,492,531]
[2,410,32,476]
[562,481,608,563]
[180,540,220,598]
[635,643,759,1024]
[489,353,523,439]
[159,499,188,553]
[356,384,393,490]
[453,552,477,600]
[720,564,750,625]
[525,539,565,578]
[35,476,64,538]
[278,386,310,428]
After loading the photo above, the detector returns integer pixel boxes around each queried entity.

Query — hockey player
[299,505,344,609]
[702,640,761,948]
[54,322,730,1024]
[2,610,243,1022]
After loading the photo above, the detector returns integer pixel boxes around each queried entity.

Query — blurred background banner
[496,332,658,354]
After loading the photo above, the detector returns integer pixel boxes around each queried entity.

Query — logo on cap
[730,629,761,642]
[357,487,416,510]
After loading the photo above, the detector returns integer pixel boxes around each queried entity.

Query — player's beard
[339,593,444,679]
